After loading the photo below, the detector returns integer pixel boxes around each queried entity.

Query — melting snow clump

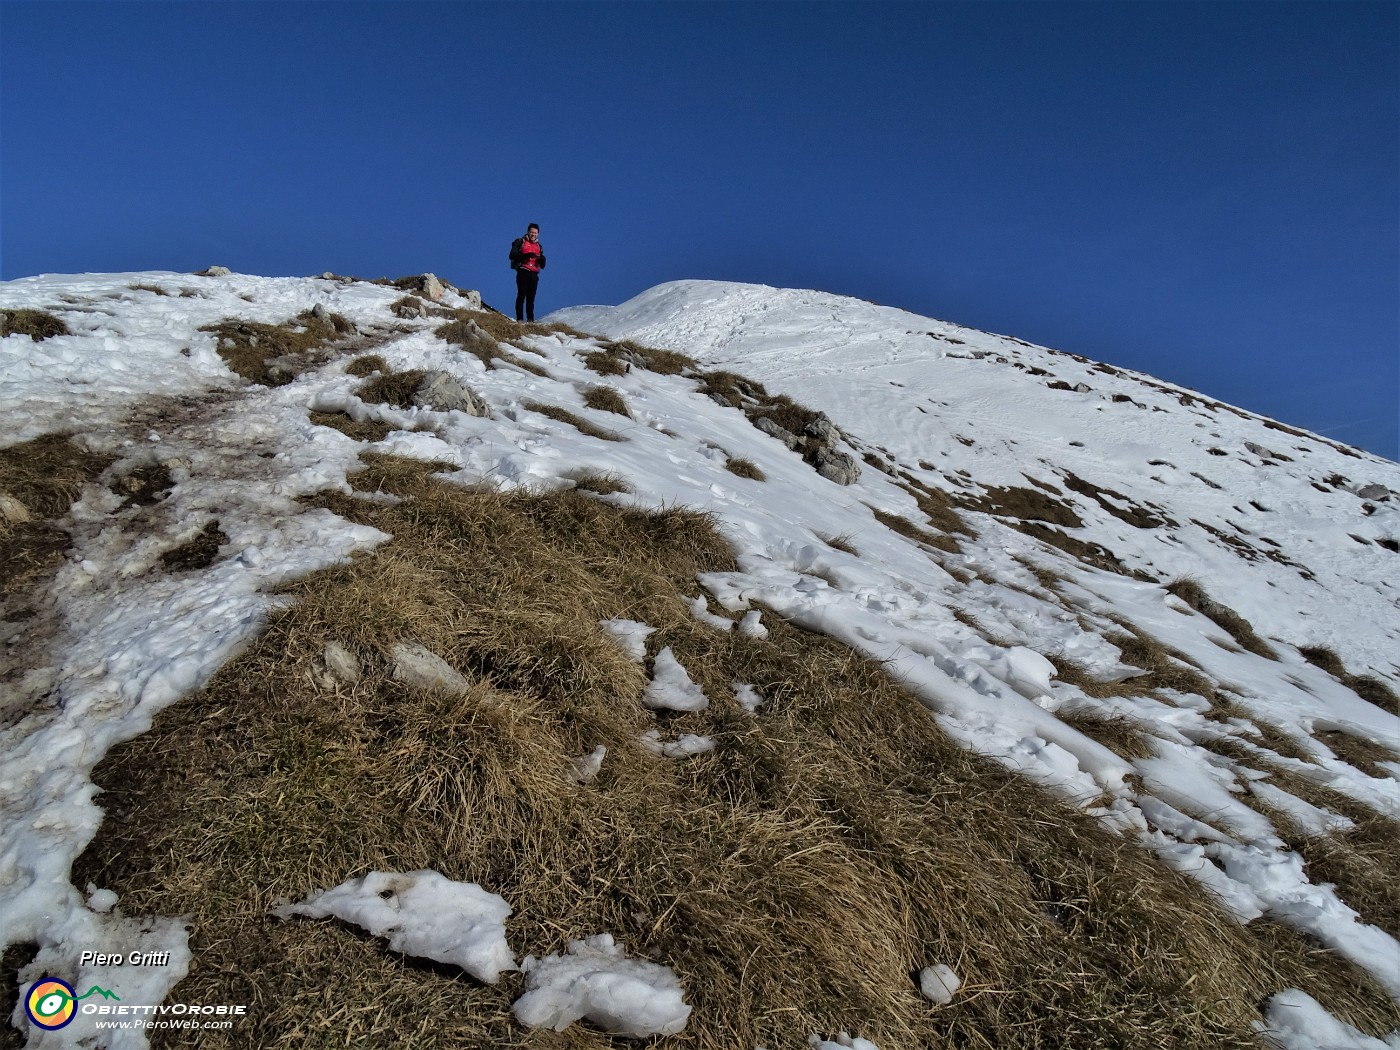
[642,646,710,711]
[511,933,691,1037]
[599,618,656,661]
[810,1033,882,1050]
[1256,989,1400,1049]
[918,963,962,1004]
[273,870,515,984]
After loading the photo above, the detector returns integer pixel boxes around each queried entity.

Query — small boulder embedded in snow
[1073,382,1092,393]
[813,447,861,486]
[1245,441,1280,460]
[918,963,962,1005]
[274,870,514,984]
[196,265,232,277]
[391,642,470,696]
[804,412,840,445]
[411,371,491,417]
[512,933,691,1037]
[393,297,430,320]
[754,416,799,449]
[1356,484,1392,501]
[396,273,446,302]
[642,647,709,711]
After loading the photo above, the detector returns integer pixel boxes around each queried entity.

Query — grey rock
[1245,441,1279,460]
[1357,484,1392,501]
[412,371,491,417]
[454,288,484,311]
[311,303,328,320]
[197,265,232,277]
[392,297,430,320]
[390,643,470,696]
[1073,382,1092,393]
[812,447,861,485]
[753,416,799,449]
[0,493,31,524]
[804,413,840,444]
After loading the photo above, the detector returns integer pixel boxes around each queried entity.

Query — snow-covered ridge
[3,270,1398,1047]
[554,280,1400,684]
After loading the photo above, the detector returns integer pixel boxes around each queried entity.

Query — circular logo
[25,978,77,1030]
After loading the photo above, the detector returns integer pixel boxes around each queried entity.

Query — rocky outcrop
[412,371,491,416]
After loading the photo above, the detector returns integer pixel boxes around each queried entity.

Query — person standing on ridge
[510,223,546,322]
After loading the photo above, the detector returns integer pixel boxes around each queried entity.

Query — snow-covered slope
[556,280,1400,685]
[2,271,1398,1048]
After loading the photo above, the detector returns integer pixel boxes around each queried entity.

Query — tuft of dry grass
[467,309,588,344]
[160,520,228,573]
[1300,646,1400,715]
[820,532,860,555]
[1,308,70,341]
[724,457,766,481]
[964,484,1084,528]
[569,471,632,495]
[870,506,958,553]
[1010,520,1139,579]
[345,354,388,377]
[581,348,630,376]
[897,476,978,540]
[68,456,1400,1049]
[309,411,396,443]
[1234,759,1400,940]
[355,369,429,409]
[200,309,355,386]
[1104,626,1220,702]
[581,386,630,417]
[435,312,551,376]
[1056,709,1157,760]
[0,434,112,604]
[522,400,622,442]
[1167,578,1278,660]
[1315,728,1399,779]
[603,338,695,376]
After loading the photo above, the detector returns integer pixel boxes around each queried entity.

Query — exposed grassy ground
[0,433,113,609]
[199,309,356,386]
[71,455,1398,1049]
[0,308,69,341]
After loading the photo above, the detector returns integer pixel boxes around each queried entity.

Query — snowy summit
[1,270,1397,1049]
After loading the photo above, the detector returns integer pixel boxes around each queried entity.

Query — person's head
[526,223,539,241]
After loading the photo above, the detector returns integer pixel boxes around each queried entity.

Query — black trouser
[515,270,539,322]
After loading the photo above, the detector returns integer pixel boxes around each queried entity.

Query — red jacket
[511,237,545,273]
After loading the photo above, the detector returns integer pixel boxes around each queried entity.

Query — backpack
[509,237,522,270]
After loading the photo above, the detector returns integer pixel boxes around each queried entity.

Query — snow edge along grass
[67,453,1400,1049]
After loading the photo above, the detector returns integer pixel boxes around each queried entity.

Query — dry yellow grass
[523,401,623,442]
[1,307,70,341]
[200,310,356,386]
[0,433,112,604]
[70,457,1399,1048]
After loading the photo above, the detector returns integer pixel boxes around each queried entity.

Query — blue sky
[2,1,1396,460]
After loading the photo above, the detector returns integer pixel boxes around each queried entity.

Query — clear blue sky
[3,1,1396,460]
